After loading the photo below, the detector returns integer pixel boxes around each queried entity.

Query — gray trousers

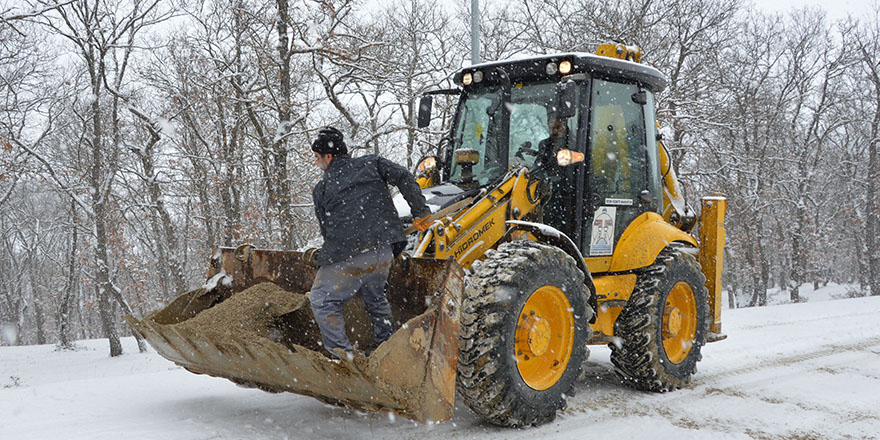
[309,246,394,355]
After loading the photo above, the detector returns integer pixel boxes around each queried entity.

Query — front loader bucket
[125,246,465,423]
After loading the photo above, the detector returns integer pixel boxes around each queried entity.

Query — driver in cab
[535,117,570,174]
[533,117,576,234]
[514,116,570,174]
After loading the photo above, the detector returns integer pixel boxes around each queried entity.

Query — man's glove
[301,248,320,267]
[412,214,433,232]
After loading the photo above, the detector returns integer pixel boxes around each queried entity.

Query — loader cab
[441,60,585,238]
[424,53,667,259]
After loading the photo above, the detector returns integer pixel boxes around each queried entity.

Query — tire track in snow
[561,336,880,436]
[694,336,880,385]
[731,308,880,331]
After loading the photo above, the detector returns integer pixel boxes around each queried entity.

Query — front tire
[457,241,592,426]
[610,247,708,391]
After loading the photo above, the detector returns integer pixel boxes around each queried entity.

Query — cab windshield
[449,81,581,186]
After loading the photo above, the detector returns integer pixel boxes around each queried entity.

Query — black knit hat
[311,126,347,155]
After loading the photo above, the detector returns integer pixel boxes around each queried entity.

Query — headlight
[559,60,572,74]
[556,149,584,166]
[545,62,557,75]
[473,70,483,83]
[462,73,473,85]
[418,156,437,173]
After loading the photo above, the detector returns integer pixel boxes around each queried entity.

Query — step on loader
[127,43,727,427]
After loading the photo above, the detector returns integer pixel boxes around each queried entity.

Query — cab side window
[589,80,646,201]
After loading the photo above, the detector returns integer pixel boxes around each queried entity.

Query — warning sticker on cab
[604,198,633,206]
[589,207,617,256]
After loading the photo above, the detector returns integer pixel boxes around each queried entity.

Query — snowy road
[2,290,879,439]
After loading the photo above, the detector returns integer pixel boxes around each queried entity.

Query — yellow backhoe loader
[126,43,727,427]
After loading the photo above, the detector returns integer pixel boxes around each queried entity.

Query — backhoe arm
[658,132,696,232]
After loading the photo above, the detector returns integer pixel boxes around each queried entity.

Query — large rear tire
[609,247,708,391]
[457,241,592,426]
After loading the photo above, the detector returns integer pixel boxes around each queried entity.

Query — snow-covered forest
[1,0,879,353]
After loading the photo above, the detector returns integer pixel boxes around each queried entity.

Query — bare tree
[849,10,880,296]
[35,0,171,355]
[772,8,848,302]
[57,198,80,349]
[694,11,789,306]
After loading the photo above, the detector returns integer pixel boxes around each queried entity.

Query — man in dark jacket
[307,127,432,359]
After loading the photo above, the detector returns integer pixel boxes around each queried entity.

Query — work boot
[328,348,355,361]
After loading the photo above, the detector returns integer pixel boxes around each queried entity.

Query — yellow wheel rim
[662,281,697,364]
[514,285,574,390]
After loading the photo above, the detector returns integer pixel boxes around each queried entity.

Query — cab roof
[454,52,667,93]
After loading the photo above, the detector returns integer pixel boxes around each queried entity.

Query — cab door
[582,78,657,262]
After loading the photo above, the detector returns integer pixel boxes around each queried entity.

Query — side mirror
[453,149,480,166]
[417,96,433,128]
[453,148,480,184]
[554,79,577,119]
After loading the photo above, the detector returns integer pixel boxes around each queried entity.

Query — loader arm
[412,167,542,269]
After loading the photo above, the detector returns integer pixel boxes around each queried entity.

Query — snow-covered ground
[2,285,879,440]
